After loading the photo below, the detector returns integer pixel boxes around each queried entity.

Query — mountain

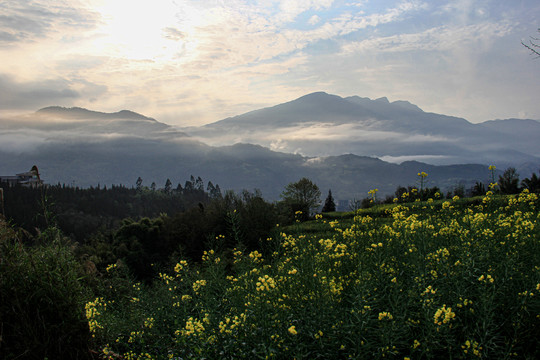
[1,106,189,140]
[37,106,157,121]
[183,92,540,167]
[1,101,538,202]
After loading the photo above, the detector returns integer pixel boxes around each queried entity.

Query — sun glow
[92,0,202,62]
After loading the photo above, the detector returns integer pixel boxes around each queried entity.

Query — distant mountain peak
[392,100,423,112]
[295,91,340,102]
[301,91,330,97]
[37,106,157,122]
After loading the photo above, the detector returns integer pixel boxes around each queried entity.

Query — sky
[0,0,539,126]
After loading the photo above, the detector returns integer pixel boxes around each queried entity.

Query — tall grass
[88,191,539,359]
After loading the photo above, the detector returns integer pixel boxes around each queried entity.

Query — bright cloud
[0,0,539,125]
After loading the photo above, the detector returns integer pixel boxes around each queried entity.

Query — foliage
[87,190,540,359]
[394,185,442,204]
[0,221,93,359]
[113,217,166,280]
[77,189,278,279]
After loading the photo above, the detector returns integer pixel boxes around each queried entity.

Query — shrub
[0,221,93,359]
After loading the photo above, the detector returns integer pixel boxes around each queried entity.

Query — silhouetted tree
[395,186,408,200]
[348,198,362,211]
[281,178,321,218]
[321,189,336,212]
[150,182,156,192]
[521,171,540,193]
[195,176,204,192]
[136,177,143,191]
[214,184,222,199]
[164,178,172,194]
[499,167,520,194]
[471,181,486,196]
[184,180,194,192]
[207,181,222,199]
[450,184,465,198]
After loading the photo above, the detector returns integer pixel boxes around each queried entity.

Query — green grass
[86,191,540,359]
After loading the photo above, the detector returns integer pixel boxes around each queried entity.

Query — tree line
[0,175,217,243]
[0,176,322,280]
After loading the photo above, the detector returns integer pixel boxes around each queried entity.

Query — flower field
[87,190,540,359]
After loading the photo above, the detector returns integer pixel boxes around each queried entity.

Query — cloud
[260,123,451,144]
[437,0,490,23]
[303,156,326,165]
[308,15,321,25]
[277,0,335,23]
[163,27,186,41]
[193,121,451,150]
[0,0,538,128]
[340,21,513,54]
[0,0,99,45]
[379,155,455,164]
[0,130,49,153]
[0,74,107,111]
[176,0,426,79]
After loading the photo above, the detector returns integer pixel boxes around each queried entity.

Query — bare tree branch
[522,28,540,58]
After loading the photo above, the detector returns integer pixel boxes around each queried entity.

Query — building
[0,165,43,187]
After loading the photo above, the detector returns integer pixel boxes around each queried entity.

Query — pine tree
[322,189,336,212]
[164,179,172,194]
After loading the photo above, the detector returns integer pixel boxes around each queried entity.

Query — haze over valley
[1,92,539,201]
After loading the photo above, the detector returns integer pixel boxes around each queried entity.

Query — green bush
[0,221,93,359]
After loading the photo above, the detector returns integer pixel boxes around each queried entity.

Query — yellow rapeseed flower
[378,312,393,321]
[105,263,117,272]
[288,325,298,335]
[434,304,455,325]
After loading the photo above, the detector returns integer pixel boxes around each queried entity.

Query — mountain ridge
[1,93,539,201]
[183,92,540,166]
[37,106,158,122]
